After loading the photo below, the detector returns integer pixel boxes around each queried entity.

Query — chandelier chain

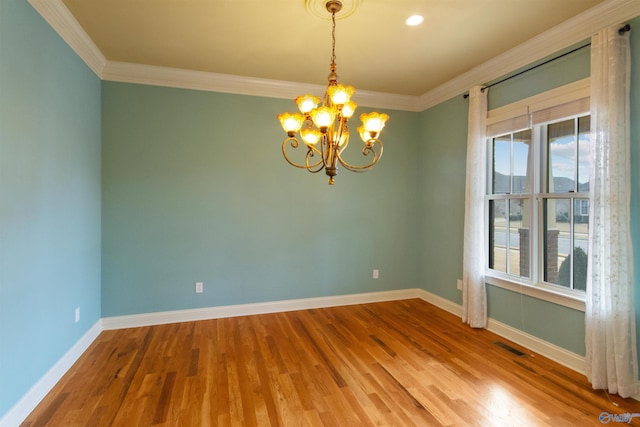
[331,10,337,67]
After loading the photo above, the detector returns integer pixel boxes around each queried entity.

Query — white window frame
[578,199,589,216]
[484,79,590,312]
[486,130,534,278]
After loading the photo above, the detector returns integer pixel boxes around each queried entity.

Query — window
[542,116,590,291]
[487,130,532,278]
[486,115,590,295]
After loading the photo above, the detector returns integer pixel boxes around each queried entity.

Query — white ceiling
[57,0,607,97]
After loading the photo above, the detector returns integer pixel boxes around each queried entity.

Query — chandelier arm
[336,139,384,172]
[320,135,333,167]
[305,152,326,173]
[337,134,350,155]
[306,139,327,173]
[282,137,324,170]
[308,141,324,157]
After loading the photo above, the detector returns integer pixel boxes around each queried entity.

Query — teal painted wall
[418,95,468,305]
[0,0,102,418]
[2,1,639,420]
[101,82,421,316]
[418,18,640,357]
[487,41,591,110]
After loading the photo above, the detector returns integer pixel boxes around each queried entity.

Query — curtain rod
[463,24,631,99]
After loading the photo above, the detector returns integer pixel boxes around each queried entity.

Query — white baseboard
[102,288,420,330]
[485,318,640,400]
[414,288,463,317]
[3,288,599,426]
[486,317,585,374]
[413,289,586,374]
[0,320,102,427]
[102,288,586,375]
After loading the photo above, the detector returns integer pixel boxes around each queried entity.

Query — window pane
[548,119,576,193]
[492,136,510,194]
[512,130,531,194]
[489,200,507,273]
[573,199,589,291]
[543,198,570,287]
[509,199,530,278]
[578,116,590,192]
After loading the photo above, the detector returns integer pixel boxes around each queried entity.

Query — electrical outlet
[373,269,379,279]
[457,279,462,291]
[75,307,80,323]
[195,282,204,294]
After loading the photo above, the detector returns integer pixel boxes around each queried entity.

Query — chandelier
[277,0,389,185]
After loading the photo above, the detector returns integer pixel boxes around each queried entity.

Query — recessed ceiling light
[405,14,424,26]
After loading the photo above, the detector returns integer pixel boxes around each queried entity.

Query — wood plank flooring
[21,299,640,426]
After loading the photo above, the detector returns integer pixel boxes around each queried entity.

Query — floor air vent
[494,341,526,357]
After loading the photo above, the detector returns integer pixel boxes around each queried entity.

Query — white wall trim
[486,78,591,127]
[487,317,585,374]
[485,276,586,313]
[27,0,106,76]
[101,61,422,111]
[413,289,587,375]
[6,289,631,425]
[102,288,420,330]
[414,288,463,317]
[30,0,640,112]
[0,320,102,427]
[98,287,590,378]
[416,0,640,111]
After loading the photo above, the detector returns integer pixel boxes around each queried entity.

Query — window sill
[485,273,586,312]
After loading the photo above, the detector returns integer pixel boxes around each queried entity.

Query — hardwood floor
[22,299,640,426]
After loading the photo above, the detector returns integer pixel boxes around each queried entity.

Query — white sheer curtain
[585,25,638,398]
[462,86,488,328]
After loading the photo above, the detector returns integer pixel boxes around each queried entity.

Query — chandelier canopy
[277,0,389,185]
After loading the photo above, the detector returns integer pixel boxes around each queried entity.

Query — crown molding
[29,0,640,112]
[27,0,106,76]
[352,89,422,112]
[102,61,326,100]
[101,61,423,111]
[417,0,640,111]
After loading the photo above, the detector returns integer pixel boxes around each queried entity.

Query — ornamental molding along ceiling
[28,0,640,112]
